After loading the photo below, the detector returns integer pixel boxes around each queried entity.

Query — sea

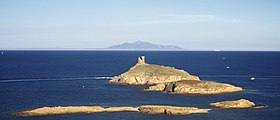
[0,51,280,120]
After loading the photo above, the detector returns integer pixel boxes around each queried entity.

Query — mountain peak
[135,41,145,43]
[106,41,183,50]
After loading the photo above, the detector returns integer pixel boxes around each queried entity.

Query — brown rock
[138,105,210,115]
[12,106,139,117]
[144,83,166,91]
[210,99,256,109]
[145,80,244,95]
[12,105,210,117]
[172,80,244,95]
[12,106,104,116]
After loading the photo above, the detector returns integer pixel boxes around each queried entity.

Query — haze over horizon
[1,0,280,51]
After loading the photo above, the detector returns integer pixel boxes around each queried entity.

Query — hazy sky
[1,0,280,51]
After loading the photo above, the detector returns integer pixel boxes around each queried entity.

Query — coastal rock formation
[145,80,244,95]
[12,106,139,117]
[12,105,210,117]
[110,56,244,95]
[138,105,210,115]
[109,56,200,85]
[210,99,268,109]
[144,83,166,91]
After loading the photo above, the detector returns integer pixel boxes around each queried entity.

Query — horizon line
[1,48,279,52]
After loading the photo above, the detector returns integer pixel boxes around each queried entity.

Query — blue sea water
[0,51,280,120]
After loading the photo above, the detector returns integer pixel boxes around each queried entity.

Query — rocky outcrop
[12,105,210,117]
[144,83,166,91]
[138,105,210,115]
[12,106,139,117]
[210,99,268,109]
[109,56,200,85]
[145,80,244,95]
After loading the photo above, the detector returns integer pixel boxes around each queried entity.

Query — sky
[0,0,280,51]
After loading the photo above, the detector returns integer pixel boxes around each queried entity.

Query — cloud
[132,14,240,24]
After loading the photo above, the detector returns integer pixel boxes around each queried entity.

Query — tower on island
[138,56,145,64]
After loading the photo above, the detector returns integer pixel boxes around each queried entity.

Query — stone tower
[138,56,145,64]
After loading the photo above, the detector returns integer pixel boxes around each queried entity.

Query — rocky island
[109,56,199,85]
[145,80,243,95]
[12,105,210,116]
[210,99,268,109]
[110,56,244,95]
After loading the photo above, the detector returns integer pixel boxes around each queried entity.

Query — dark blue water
[0,51,280,120]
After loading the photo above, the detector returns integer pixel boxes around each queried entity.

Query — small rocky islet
[12,56,267,117]
[210,99,268,109]
[12,105,210,117]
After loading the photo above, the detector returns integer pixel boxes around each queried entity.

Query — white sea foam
[0,76,114,83]
[200,75,280,78]
[93,77,114,79]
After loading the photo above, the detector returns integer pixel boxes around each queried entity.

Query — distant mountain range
[106,41,183,50]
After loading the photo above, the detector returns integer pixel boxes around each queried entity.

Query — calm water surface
[0,51,280,120]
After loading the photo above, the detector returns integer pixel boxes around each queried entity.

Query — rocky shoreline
[144,80,244,95]
[12,105,210,117]
[13,99,267,117]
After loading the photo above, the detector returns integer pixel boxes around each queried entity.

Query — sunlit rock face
[145,80,244,95]
[12,105,210,116]
[109,56,200,85]
[138,105,210,115]
[210,99,268,109]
